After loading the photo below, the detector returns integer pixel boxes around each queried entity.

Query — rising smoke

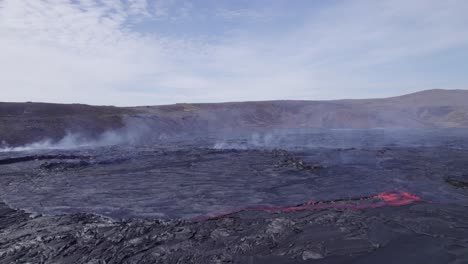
[0,117,167,152]
[212,128,468,150]
[2,118,467,152]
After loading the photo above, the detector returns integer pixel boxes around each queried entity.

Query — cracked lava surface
[1,131,468,263]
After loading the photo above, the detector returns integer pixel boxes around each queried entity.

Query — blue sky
[0,0,467,106]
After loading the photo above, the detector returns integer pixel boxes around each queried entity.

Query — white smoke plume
[0,117,165,152]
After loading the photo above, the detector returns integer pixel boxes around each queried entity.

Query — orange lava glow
[376,191,422,206]
[201,191,424,220]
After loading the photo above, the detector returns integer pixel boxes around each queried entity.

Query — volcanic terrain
[1,89,468,263]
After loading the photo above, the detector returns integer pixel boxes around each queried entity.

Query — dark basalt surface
[1,130,468,263]
[445,176,468,189]
[1,201,468,263]
[1,144,467,219]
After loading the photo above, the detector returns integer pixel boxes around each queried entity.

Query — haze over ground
[1,89,468,147]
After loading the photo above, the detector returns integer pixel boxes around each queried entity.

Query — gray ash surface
[1,129,468,263]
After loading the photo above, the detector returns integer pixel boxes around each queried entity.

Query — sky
[1,0,468,106]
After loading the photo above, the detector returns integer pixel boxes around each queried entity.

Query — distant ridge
[1,89,468,145]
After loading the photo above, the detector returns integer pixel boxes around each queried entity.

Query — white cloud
[216,8,271,21]
[0,0,178,105]
[0,0,467,106]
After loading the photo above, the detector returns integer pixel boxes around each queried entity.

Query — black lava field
[1,129,467,263]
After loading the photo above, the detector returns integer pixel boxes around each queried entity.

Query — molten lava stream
[200,191,423,220]
[376,191,422,206]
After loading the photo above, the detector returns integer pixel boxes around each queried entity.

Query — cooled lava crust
[1,136,468,263]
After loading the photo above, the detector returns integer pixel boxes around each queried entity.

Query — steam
[213,129,385,150]
[0,117,166,152]
[213,133,276,150]
[2,119,467,152]
[212,128,468,150]
[0,133,102,152]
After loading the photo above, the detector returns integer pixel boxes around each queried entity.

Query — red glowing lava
[376,191,422,206]
[201,191,423,220]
